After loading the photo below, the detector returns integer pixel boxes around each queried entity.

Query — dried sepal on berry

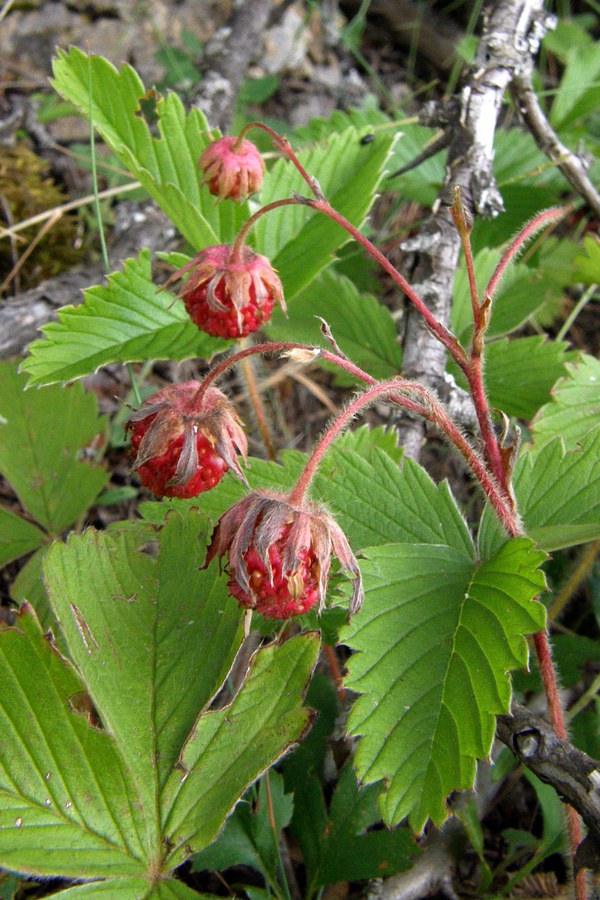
[205,490,363,619]
[200,135,264,201]
[127,382,247,499]
[168,243,285,340]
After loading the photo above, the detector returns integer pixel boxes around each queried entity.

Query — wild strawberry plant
[1,45,599,898]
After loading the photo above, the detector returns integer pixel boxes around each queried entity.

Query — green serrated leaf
[43,510,245,854]
[341,539,546,831]
[255,126,396,301]
[517,428,600,550]
[21,251,227,387]
[0,363,108,531]
[0,507,45,567]
[314,448,474,556]
[531,354,600,449]
[161,632,319,867]
[480,336,573,420]
[0,604,145,877]
[51,48,248,247]
[266,269,401,380]
[333,424,403,463]
[292,97,392,144]
[479,426,600,556]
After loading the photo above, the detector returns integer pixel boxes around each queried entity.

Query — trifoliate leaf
[21,251,226,387]
[341,538,546,831]
[3,510,317,886]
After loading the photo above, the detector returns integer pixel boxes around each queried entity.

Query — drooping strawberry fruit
[199,135,264,201]
[127,382,247,499]
[205,490,363,619]
[170,243,285,340]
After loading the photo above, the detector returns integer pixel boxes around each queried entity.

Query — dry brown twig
[510,71,600,219]
[497,703,600,872]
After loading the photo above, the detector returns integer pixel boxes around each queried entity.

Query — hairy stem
[485,207,565,302]
[287,378,428,505]
[195,341,518,532]
[301,196,469,372]
[451,190,510,497]
[230,197,302,259]
[237,121,318,192]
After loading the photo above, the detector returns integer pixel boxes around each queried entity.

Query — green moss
[0,143,82,292]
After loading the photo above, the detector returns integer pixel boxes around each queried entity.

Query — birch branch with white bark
[395,0,552,459]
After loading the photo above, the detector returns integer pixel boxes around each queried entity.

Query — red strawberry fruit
[200,135,264,201]
[172,243,285,340]
[205,490,363,619]
[127,382,247,498]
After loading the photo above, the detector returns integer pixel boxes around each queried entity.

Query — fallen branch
[0,200,174,359]
[497,702,600,872]
[510,70,600,218]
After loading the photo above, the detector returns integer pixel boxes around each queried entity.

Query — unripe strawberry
[205,491,363,619]
[174,243,285,340]
[200,135,264,200]
[127,382,247,499]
